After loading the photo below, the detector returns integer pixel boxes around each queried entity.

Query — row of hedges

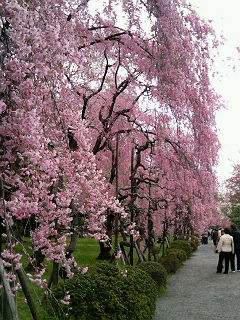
[158,236,199,273]
[46,236,199,320]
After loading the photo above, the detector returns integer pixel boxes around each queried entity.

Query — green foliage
[177,235,199,252]
[188,239,199,251]
[158,254,181,273]
[167,248,187,262]
[46,262,158,320]
[159,238,199,274]
[229,206,240,229]
[136,261,167,289]
[170,240,192,257]
[185,235,199,251]
[177,234,198,241]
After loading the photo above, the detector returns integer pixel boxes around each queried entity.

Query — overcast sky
[190,0,240,184]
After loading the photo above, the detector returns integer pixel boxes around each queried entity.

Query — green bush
[188,240,198,251]
[136,261,167,288]
[88,261,120,276]
[170,240,192,257]
[189,236,199,251]
[46,262,158,320]
[177,235,199,251]
[167,248,187,262]
[158,254,181,273]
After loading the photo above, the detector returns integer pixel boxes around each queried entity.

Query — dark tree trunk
[147,187,156,261]
[97,209,114,260]
[97,240,112,260]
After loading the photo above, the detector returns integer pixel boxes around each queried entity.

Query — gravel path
[154,241,240,320]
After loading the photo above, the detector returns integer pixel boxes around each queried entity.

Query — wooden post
[46,260,59,293]
[0,259,19,320]
[134,242,144,263]
[16,268,40,320]
[2,289,11,320]
[119,242,129,265]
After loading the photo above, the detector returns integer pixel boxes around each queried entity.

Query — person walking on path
[212,229,218,248]
[201,232,208,245]
[216,227,234,274]
[230,224,240,271]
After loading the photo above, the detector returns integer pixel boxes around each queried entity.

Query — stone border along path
[154,240,240,320]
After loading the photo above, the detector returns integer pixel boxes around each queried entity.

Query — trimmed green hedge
[170,240,192,257]
[159,236,199,273]
[177,234,199,251]
[136,261,167,289]
[46,262,158,320]
[158,254,181,273]
[167,248,187,263]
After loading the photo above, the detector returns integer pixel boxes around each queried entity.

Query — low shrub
[167,248,187,262]
[46,262,158,320]
[170,240,192,257]
[177,234,199,251]
[189,236,199,251]
[188,240,198,251]
[158,254,181,273]
[136,261,167,288]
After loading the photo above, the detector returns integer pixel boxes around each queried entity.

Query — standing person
[230,224,240,272]
[201,232,208,244]
[216,228,234,274]
[212,229,218,248]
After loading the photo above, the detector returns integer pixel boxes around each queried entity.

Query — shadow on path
[154,241,240,320]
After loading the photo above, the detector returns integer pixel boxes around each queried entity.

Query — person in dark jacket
[212,229,218,245]
[230,224,240,271]
[212,229,219,251]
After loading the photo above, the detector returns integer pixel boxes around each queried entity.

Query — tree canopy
[0,0,221,282]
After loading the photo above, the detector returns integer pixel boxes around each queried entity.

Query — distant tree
[225,164,240,228]
[229,206,240,229]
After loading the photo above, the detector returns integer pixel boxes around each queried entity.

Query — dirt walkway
[154,241,240,320]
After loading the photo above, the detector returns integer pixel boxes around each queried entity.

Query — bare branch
[78,32,127,50]
[82,49,111,119]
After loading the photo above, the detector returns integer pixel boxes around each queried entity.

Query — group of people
[213,225,240,274]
